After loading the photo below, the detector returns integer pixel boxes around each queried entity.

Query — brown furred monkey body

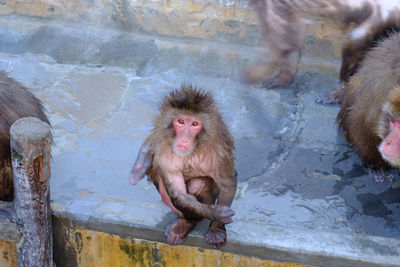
[337,31,400,182]
[0,71,50,201]
[247,0,400,88]
[130,85,237,248]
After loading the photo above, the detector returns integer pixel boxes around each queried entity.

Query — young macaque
[0,71,50,201]
[130,85,237,248]
[246,0,400,89]
[337,31,400,182]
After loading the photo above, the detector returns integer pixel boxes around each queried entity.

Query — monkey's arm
[214,170,237,208]
[163,173,234,224]
[129,143,152,185]
[205,170,237,248]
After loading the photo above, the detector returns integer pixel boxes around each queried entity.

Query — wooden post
[10,117,53,267]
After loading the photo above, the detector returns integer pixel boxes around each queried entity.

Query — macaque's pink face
[379,117,400,166]
[172,115,203,157]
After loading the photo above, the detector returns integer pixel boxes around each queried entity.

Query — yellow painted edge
[58,227,310,267]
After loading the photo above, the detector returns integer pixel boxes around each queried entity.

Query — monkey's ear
[129,143,152,185]
[388,87,400,117]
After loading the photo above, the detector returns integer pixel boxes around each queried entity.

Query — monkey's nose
[381,141,399,158]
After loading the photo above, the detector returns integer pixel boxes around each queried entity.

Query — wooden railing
[0,117,53,267]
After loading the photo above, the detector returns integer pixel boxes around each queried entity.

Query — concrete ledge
[53,214,307,267]
[52,212,400,267]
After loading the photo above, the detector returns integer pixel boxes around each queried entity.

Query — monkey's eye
[178,119,184,124]
[192,122,199,126]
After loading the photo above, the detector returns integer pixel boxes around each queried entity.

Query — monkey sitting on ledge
[336,31,400,182]
[130,85,237,248]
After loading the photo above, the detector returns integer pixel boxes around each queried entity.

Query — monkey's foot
[242,64,274,84]
[366,166,386,183]
[243,64,294,88]
[315,82,346,104]
[261,73,293,88]
[315,91,341,104]
[261,78,288,88]
[205,222,227,249]
[164,218,196,246]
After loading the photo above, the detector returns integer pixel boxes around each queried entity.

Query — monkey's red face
[379,117,400,166]
[172,115,203,157]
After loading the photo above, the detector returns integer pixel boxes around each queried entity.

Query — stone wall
[0,0,260,45]
[0,0,344,57]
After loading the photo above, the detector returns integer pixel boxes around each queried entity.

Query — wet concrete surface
[0,15,400,265]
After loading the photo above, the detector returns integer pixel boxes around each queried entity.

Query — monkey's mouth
[173,144,193,157]
[380,150,400,167]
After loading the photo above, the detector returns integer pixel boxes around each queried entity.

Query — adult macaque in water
[246,0,400,88]
[336,31,400,182]
[0,71,50,201]
[130,85,237,248]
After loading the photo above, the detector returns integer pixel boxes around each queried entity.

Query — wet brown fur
[340,20,400,82]
[0,71,50,201]
[142,84,237,247]
[337,31,400,170]
[146,85,235,184]
[248,0,400,87]
[386,89,400,119]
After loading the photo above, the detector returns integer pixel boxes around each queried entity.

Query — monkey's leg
[187,177,228,248]
[164,218,197,246]
[244,49,300,88]
[242,0,278,84]
[247,0,305,88]
[187,177,219,205]
[262,50,301,88]
[164,177,217,246]
[163,174,234,224]
[315,82,347,104]
[243,60,279,84]
[153,178,179,214]
[204,172,237,248]
[340,41,366,83]
[260,12,305,88]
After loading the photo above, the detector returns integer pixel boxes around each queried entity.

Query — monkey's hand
[211,205,234,224]
[129,143,152,185]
